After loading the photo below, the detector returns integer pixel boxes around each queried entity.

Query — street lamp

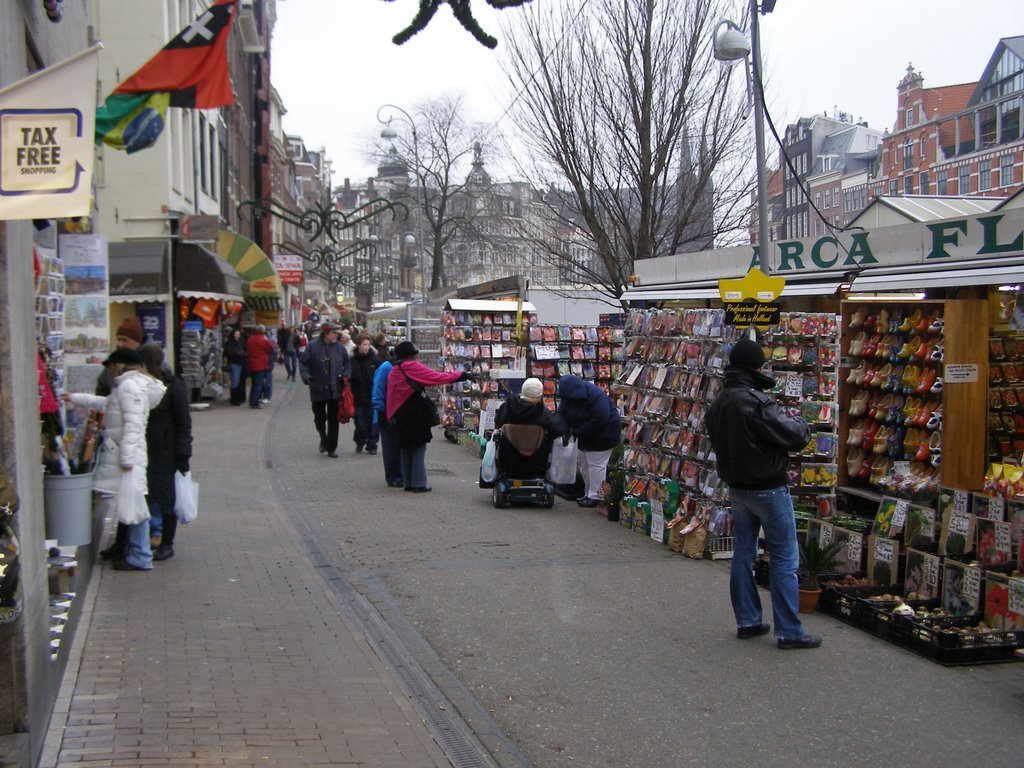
[377,104,428,300]
[714,1,773,271]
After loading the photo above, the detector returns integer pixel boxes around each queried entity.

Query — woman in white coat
[63,348,166,570]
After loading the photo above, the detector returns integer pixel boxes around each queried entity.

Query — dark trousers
[377,411,403,485]
[283,351,297,379]
[353,405,378,450]
[312,399,340,451]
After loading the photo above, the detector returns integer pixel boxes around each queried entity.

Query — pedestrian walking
[339,329,356,357]
[349,334,380,454]
[298,322,351,458]
[245,325,274,409]
[555,374,622,507]
[371,331,389,360]
[260,325,277,403]
[63,348,166,571]
[705,336,821,650]
[282,325,300,381]
[371,349,403,487]
[386,341,474,492]
[223,328,247,406]
[139,345,193,562]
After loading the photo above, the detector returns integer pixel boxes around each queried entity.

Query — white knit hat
[520,378,543,400]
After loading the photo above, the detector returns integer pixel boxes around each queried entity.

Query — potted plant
[797,535,845,613]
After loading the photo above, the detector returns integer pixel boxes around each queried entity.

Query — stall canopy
[623,274,845,303]
[175,243,243,301]
[108,241,170,303]
[218,230,282,310]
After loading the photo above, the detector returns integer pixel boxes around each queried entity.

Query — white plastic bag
[547,437,578,485]
[174,471,199,524]
[480,438,498,483]
[113,466,150,525]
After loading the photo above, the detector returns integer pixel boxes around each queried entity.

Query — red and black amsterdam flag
[96,0,237,152]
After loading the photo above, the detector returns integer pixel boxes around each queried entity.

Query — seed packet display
[872,496,905,539]
[867,535,900,586]
[904,548,941,601]
[984,573,1024,632]
[975,518,1013,566]
[937,486,974,558]
[902,504,936,547]
[941,559,981,617]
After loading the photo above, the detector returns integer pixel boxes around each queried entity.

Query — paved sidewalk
[40,374,454,768]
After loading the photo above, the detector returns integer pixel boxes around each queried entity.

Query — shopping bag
[113,466,150,525]
[174,471,199,524]
[547,437,577,485]
[480,437,498,484]
[337,376,355,424]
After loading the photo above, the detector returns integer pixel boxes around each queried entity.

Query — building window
[889,179,898,196]
[903,141,913,170]
[919,136,926,158]
[814,192,821,209]
[198,115,208,193]
[905,108,915,128]
[936,170,947,195]
[834,185,840,204]
[958,165,970,194]
[904,175,915,195]
[209,123,218,200]
[1000,155,1014,187]
[824,189,831,209]
[920,172,929,195]
[979,159,991,191]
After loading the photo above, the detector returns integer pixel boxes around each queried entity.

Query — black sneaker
[355,445,363,453]
[778,633,822,650]
[366,447,377,455]
[153,545,174,561]
[319,437,326,453]
[737,622,771,639]
[576,498,599,507]
[327,452,338,458]
[100,543,125,561]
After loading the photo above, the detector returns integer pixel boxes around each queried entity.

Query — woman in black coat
[348,334,380,454]
[141,346,193,561]
[224,327,247,405]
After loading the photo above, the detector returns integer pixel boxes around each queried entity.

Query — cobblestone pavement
[39,373,460,768]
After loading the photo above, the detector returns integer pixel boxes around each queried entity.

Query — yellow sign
[718,267,785,303]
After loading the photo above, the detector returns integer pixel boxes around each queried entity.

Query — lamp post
[377,104,428,301]
[714,1,774,271]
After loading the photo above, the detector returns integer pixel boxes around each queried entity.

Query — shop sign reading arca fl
[747,213,1024,274]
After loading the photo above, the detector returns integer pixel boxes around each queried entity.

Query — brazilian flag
[94,0,236,153]
[94,92,169,154]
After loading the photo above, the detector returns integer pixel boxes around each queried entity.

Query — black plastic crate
[905,617,1024,665]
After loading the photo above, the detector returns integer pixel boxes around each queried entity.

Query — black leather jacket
[705,366,811,490]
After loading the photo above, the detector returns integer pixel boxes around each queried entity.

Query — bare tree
[375,95,492,293]
[501,0,757,303]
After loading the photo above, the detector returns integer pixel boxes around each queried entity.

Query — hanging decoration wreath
[385,0,531,49]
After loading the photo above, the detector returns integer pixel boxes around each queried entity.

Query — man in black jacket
[705,336,821,650]
[298,323,351,458]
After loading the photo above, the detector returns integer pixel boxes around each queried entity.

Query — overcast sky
[271,0,1020,184]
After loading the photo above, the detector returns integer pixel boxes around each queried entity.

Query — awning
[175,242,243,301]
[850,257,1024,292]
[108,241,171,302]
[622,276,845,303]
[445,298,537,312]
[218,230,282,309]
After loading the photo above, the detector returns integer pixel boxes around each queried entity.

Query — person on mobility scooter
[483,377,567,508]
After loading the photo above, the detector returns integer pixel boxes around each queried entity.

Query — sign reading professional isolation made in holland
[0,46,100,221]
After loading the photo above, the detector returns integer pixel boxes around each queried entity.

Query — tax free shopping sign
[0,46,99,220]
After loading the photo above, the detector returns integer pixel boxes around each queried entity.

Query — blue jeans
[728,485,805,641]
[124,517,153,570]
[353,405,378,450]
[249,370,266,407]
[147,500,174,544]
[229,363,242,389]
[400,443,428,490]
[284,351,297,379]
[377,411,403,486]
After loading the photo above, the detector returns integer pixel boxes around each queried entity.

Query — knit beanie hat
[394,341,418,360]
[729,338,766,370]
[115,316,144,345]
[520,378,543,401]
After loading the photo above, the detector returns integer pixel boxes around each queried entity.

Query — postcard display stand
[527,325,625,412]
[616,307,840,558]
[836,300,987,503]
[441,307,535,434]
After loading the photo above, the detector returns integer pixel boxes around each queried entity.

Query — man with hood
[555,374,621,507]
[705,335,821,650]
